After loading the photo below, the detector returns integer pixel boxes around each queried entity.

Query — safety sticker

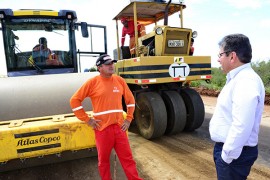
[169,62,190,78]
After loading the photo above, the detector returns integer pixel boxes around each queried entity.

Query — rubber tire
[135,92,167,139]
[180,88,205,131]
[162,91,186,135]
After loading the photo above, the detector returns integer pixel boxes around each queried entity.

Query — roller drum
[0,72,99,121]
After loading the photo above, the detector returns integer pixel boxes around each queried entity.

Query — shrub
[89,67,97,72]
[192,60,270,94]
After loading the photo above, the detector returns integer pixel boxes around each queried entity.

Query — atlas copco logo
[16,136,61,147]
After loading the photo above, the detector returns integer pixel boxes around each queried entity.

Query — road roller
[0,8,107,172]
[113,0,212,139]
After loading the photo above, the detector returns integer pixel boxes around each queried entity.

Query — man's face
[122,20,128,27]
[98,62,115,77]
[43,41,47,48]
[40,40,47,48]
[218,48,232,74]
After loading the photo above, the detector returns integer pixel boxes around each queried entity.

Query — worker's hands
[88,118,101,130]
[46,59,64,66]
[121,119,131,131]
[46,59,60,65]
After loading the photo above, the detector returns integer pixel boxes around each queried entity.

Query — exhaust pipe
[164,0,172,25]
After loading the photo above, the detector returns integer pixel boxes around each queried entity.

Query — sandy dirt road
[1,96,270,180]
[129,96,270,180]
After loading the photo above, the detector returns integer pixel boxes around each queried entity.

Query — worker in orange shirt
[121,17,146,57]
[70,54,142,180]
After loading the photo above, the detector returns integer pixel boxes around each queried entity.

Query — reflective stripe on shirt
[72,106,83,111]
[127,104,135,107]
[93,109,123,116]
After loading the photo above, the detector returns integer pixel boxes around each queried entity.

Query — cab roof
[113,1,186,25]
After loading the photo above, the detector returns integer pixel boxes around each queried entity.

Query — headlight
[192,31,198,38]
[155,27,163,35]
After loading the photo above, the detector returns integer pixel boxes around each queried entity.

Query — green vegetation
[89,67,97,72]
[84,67,98,72]
[191,60,270,94]
[252,61,270,93]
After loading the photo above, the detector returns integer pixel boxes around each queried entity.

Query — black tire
[180,88,205,131]
[135,92,167,139]
[162,91,186,135]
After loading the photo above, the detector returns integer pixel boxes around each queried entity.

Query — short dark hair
[218,34,252,63]
[39,37,47,45]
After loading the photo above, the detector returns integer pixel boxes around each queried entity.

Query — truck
[113,0,212,139]
[0,9,107,172]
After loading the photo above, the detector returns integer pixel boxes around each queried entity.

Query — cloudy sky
[1,0,270,67]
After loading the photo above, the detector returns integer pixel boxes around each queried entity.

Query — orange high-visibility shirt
[70,74,135,131]
[121,20,145,46]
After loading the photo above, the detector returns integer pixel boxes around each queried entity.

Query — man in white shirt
[209,34,265,180]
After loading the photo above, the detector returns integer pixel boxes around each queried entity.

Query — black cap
[96,54,117,66]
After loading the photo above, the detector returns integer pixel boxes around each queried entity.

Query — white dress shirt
[209,63,265,163]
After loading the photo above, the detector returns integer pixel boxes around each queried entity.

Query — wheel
[180,88,205,131]
[162,91,186,135]
[135,92,167,139]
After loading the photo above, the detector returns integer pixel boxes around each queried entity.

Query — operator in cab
[189,38,195,56]
[32,37,63,66]
[121,17,146,57]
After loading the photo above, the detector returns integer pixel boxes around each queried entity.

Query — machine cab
[113,0,197,59]
[0,9,107,77]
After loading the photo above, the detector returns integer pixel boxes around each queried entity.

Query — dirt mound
[265,95,270,105]
[193,87,270,105]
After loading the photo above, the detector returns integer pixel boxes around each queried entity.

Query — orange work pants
[129,25,146,56]
[95,124,142,180]
[129,36,135,56]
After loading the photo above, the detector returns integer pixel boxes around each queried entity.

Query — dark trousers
[213,143,258,180]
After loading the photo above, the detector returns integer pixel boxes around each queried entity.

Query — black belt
[216,142,257,150]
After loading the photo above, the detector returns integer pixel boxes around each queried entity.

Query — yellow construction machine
[113,0,212,139]
[0,9,107,172]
